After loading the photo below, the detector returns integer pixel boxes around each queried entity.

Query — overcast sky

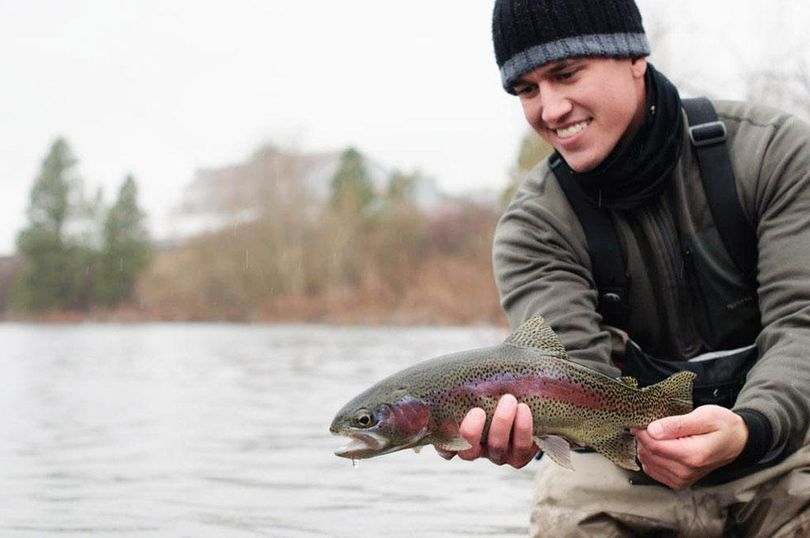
[0,0,807,255]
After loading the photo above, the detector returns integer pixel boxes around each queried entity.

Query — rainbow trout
[330,316,695,470]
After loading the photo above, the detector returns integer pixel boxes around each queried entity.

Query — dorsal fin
[504,316,568,359]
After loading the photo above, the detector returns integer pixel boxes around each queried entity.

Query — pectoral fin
[428,418,474,452]
[429,435,473,452]
[534,435,574,470]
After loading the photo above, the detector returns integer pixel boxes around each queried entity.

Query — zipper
[643,201,701,357]
[648,205,682,284]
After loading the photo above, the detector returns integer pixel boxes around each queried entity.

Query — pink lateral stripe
[439,373,613,410]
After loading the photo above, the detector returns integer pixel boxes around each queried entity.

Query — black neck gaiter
[555,63,683,210]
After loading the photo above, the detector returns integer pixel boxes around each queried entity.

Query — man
[438,0,810,535]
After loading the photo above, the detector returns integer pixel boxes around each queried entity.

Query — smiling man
[512,57,648,174]
[436,0,810,536]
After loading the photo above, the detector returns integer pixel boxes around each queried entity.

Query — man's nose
[539,85,573,126]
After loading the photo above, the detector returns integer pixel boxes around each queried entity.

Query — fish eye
[352,410,376,429]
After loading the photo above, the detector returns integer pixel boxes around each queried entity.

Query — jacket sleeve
[734,111,810,459]
[492,165,620,377]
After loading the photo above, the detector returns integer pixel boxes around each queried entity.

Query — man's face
[513,57,648,173]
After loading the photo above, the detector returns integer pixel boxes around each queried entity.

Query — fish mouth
[333,432,389,459]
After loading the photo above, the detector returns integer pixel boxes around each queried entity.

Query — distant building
[165,144,446,243]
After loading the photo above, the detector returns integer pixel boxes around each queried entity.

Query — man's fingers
[440,396,538,468]
[512,403,534,450]
[486,395,518,464]
[647,415,688,440]
[507,402,537,468]
[646,406,725,440]
[637,444,703,490]
[488,394,518,443]
[458,407,487,441]
[457,408,487,460]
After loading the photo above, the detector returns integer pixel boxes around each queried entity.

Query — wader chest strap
[682,97,758,279]
[551,154,631,330]
[551,97,758,331]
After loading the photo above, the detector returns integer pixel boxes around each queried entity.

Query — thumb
[647,414,691,440]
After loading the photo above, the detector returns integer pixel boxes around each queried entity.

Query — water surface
[0,323,535,537]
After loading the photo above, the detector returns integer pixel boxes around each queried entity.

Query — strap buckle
[689,120,727,147]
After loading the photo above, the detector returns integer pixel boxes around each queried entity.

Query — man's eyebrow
[513,60,580,87]
[545,60,578,75]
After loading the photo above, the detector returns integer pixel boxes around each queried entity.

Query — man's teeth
[556,121,588,139]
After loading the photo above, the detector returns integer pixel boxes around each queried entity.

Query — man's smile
[555,120,591,140]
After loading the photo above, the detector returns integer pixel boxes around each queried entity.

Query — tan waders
[529,436,810,537]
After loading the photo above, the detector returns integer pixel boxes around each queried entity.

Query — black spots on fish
[589,431,639,470]
[632,371,695,423]
[425,387,478,424]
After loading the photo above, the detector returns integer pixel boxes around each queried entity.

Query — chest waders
[552,97,760,409]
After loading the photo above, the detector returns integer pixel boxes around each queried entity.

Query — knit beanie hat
[492,0,651,93]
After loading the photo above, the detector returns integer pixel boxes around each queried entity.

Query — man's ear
[630,57,648,79]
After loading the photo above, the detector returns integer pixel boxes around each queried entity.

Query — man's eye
[557,69,578,81]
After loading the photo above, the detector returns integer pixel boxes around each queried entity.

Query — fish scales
[418,348,674,441]
[330,316,695,471]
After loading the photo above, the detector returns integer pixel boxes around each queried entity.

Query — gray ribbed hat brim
[500,32,651,93]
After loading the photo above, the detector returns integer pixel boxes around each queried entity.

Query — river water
[0,323,537,537]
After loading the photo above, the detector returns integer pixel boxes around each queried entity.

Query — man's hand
[634,405,749,489]
[435,394,539,468]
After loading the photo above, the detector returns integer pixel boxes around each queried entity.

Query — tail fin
[649,371,696,416]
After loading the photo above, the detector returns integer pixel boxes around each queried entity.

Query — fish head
[330,386,431,459]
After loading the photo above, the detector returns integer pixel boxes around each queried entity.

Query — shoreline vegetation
[3,253,505,327]
[4,140,553,328]
[1,206,507,327]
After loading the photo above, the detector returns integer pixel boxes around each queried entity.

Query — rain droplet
[351,458,359,469]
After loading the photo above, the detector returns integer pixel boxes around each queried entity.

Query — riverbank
[3,257,506,327]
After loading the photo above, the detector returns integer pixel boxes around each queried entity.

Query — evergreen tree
[385,169,419,205]
[330,147,375,213]
[95,175,152,306]
[26,137,76,231]
[14,138,81,310]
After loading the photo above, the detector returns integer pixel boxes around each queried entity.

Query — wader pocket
[682,230,760,350]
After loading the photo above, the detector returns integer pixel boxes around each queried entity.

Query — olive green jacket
[494,100,810,459]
